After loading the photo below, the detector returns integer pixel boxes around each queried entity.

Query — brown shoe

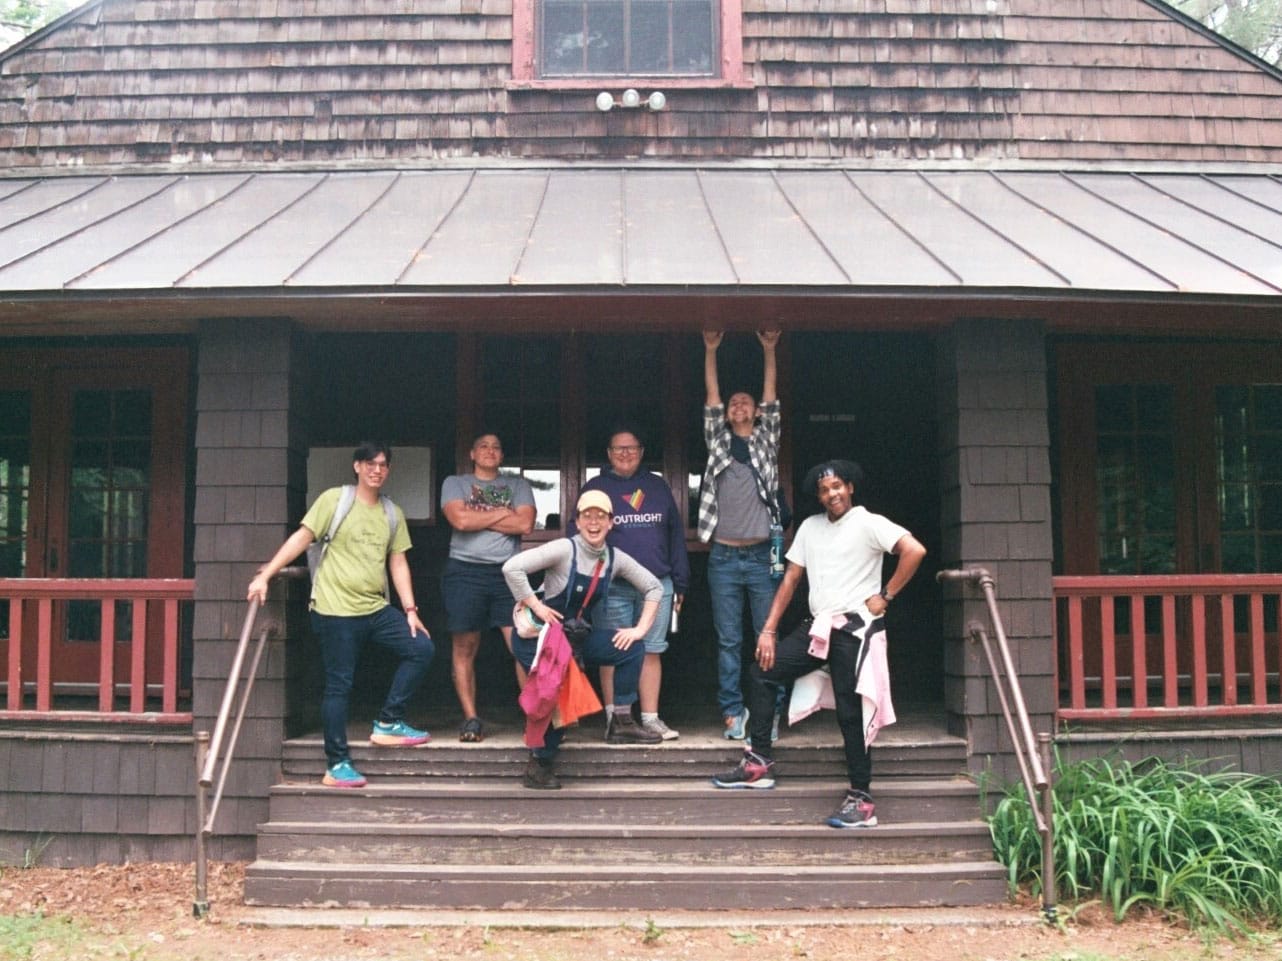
[605,711,662,745]
[523,755,561,790]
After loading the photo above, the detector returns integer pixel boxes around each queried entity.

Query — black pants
[745,613,879,793]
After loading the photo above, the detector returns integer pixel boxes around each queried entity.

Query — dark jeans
[745,613,879,793]
[311,606,435,766]
[511,626,644,759]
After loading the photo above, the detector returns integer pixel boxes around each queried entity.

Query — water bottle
[769,523,785,581]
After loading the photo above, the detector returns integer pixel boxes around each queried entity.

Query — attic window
[512,0,743,84]
[543,0,714,76]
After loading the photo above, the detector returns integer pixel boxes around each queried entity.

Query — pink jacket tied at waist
[790,611,896,748]
[518,620,573,748]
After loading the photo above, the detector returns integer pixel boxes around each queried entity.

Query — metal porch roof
[1,168,1281,297]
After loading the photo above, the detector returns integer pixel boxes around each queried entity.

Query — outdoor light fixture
[595,89,667,112]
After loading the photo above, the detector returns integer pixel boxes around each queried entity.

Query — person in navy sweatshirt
[570,427,691,740]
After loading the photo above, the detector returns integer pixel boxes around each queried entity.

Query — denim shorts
[603,576,674,654]
[442,557,514,633]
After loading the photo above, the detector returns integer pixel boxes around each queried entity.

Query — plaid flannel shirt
[696,400,781,544]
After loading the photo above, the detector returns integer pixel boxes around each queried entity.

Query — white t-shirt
[785,505,910,616]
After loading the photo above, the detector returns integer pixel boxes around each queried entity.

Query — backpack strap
[307,484,358,582]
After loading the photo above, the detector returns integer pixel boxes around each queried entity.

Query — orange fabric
[555,657,603,727]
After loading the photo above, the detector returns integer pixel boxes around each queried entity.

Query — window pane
[544,0,588,74]
[1215,384,1282,574]
[631,0,668,72]
[1095,385,1176,574]
[672,0,714,72]
[586,1,625,73]
[540,0,715,76]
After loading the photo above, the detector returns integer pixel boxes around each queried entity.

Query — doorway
[0,347,188,697]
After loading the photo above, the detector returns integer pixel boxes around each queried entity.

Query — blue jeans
[311,606,436,767]
[511,626,644,759]
[707,541,776,718]
[603,576,674,654]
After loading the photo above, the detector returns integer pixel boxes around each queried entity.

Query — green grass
[990,755,1282,932]
[0,913,88,961]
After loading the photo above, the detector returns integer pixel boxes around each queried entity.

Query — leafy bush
[990,755,1282,931]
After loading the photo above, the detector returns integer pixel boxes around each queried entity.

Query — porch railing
[0,577,195,720]
[1054,574,1282,721]
[938,567,1056,923]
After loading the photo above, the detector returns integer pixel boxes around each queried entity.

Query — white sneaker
[642,717,680,740]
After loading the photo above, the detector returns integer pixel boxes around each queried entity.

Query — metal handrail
[937,567,1057,923]
[193,565,307,918]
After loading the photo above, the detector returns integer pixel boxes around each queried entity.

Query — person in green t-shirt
[248,441,435,788]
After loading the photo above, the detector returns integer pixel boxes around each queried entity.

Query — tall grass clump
[990,754,1282,931]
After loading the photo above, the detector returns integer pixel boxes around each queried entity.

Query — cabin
[0,0,1279,910]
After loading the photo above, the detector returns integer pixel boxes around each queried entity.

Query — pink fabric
[788,616,896,748]
[855,626,896,748]
[807,612,846,659]
[518,621,572,748]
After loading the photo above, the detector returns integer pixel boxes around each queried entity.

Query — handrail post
[193,731,211,918]
[1038,732,1057,924]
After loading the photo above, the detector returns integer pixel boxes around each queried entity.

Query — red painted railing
[0,578,195,720]
[1054,575,1282,720]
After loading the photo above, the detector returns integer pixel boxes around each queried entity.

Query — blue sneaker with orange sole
[370,719,431,747]
[322,759,367,788]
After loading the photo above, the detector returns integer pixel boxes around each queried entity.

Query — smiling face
[576,507,613,547]
[353,454,390,492]
[606,432,643,479]
[725,392,758,433]
[816,474,856,521]
[470,434,503,478]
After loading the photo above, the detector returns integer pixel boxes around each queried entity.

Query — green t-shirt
[301,486,412,616]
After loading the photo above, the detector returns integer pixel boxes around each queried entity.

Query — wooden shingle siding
[0,0,1279,167]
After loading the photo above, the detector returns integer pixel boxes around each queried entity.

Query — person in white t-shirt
[711,459,926,831]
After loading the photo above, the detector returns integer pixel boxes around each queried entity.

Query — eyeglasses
[362,460,389,471]
[609,445,643,454]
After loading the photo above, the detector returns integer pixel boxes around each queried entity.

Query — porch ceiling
[1,167,1281,333]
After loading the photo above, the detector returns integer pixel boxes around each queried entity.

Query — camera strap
[576,558,605,618]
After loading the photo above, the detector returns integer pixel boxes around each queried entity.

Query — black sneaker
[711,750,776,789]
[825,790,877,828]
[523,755,561,790]
[605,711,662,745]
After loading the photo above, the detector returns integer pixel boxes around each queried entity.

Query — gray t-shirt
[442,472,536,564]
[713,459,771,542]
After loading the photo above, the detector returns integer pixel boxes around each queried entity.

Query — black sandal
[459,717,484,742]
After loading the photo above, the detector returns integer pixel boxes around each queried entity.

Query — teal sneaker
[370,719,431,747]
[322,759,367,788]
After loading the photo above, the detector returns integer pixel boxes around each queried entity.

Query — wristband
[405,606,418,613]
[760,629,777,635]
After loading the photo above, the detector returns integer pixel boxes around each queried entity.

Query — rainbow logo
[626,489,645,510]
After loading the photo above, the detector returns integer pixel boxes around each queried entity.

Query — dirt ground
[1,861,1280,961]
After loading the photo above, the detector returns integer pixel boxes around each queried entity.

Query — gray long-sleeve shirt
[502,534,662,608]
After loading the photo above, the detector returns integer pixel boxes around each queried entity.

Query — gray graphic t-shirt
[441,472,536,564]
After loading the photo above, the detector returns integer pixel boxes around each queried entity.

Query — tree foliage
[1167,0,1282,63]
[1,1,72,48]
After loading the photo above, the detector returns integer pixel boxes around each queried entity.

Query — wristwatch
[879,591,893,603]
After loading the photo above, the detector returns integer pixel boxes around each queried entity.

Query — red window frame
[511,0,746,87]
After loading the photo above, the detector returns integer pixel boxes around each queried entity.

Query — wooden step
[280,738,970,782]
[263,778,987,825]
[244,860,1009,910]
[254,818,996,866]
